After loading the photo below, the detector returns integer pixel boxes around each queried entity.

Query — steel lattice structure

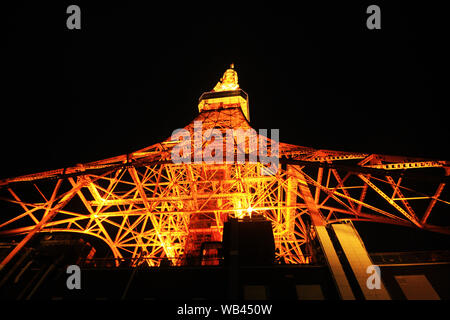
[0,65,449,269]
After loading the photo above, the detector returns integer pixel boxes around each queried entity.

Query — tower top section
[198,64,250,122]
[213,64,239,92]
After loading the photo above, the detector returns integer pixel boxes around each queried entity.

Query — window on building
[243,285,267,300]
[296,284,325,300]
[395,275,440,300]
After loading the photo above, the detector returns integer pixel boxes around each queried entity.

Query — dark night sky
[3,1,449,252]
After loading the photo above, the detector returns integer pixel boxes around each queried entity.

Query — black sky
[3,1,449,252]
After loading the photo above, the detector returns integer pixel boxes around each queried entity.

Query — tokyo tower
[0,65,448,299]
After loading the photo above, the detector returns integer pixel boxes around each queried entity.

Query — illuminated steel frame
[0,67,449,269]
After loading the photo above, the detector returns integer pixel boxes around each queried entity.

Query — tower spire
[198,64,250,121]
[213,64,239,92]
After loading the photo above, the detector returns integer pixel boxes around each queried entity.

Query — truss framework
[0,67,449,269]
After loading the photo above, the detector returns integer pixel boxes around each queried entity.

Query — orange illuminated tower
[0,64,449,292]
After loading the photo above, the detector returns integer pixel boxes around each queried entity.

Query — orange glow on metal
[0,66,449,269]
[213,64,239,92]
